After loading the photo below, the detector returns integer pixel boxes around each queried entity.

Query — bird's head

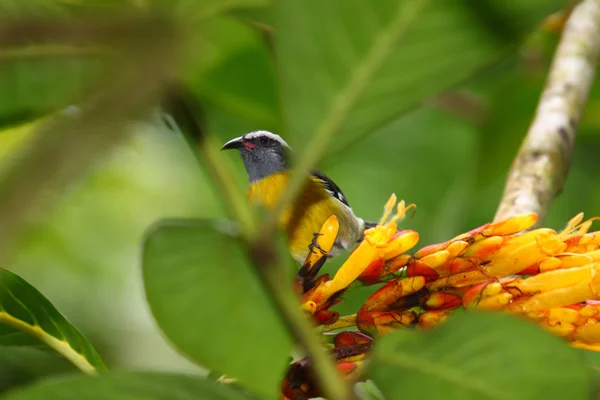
[221,130,291,182]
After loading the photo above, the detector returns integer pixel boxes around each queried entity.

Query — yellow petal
[575,322,600,344]
[513,263,598,294]
[419,250,450,269]
[520,273,600,312]
[302,215,339,270]
[557,253,598,269]
[571,341,600,351]
[324,240,380,296]
[382,231,419,260]
[540,319,575,337]
[547,308,581,324]
[538,257,562,273]
[446,240,469,258]
[482,213,538,236]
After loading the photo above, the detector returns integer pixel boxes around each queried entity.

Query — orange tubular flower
[300,194,419,323]
[284,193,600,400]
[287,196,600,400]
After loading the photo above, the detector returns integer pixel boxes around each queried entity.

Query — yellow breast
[248,172,358,262]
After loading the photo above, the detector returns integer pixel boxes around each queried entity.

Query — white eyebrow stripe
[244,130,291,148]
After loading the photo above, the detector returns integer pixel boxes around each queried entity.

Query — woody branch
[494,0,600,225]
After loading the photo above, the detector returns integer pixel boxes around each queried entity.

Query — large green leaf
[0,2,125,127]
[369,312,590,399]
[0,268,106,374]
[166,0,271,21]
[0,57,103,127]
[0,347,75,392]
[184,16,280,130]
[276,0,565,152]
[0,372,250,400]
[142,219,292,399]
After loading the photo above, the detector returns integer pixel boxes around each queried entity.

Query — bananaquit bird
[221,130,374,263]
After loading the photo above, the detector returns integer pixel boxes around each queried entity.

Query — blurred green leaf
[324,107,478,244]
[142,219,291,399]
[232,6,275,32]
[0,56,103,127]
[0,1,141,127]
[169,0,271,21]
[355,380,385,400]
[369,312,590,399]
[184,16,279,130]
[0,372,250,400]
[0,268,106,374]
[0,347,76,392]
[277,0,565,153]
[473,61,545,188]
[0,1,67,17]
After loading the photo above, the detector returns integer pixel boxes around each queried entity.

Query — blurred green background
[0,0,598,394]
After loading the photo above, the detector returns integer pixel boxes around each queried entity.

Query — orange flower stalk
[284,195,600,400]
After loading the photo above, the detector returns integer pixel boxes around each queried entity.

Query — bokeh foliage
[0,0,597,399]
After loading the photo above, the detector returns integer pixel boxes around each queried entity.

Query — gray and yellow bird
[222,130,374,263]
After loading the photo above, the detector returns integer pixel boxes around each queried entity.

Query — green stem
[257,262,355,400]
[167,90,353,399]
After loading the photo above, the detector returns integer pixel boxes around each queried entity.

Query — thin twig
[257,259,356,400]
[494,0,600,224]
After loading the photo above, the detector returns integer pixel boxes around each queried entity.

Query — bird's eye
[259,136,269,145]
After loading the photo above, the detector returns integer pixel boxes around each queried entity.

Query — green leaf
[0,372,251,400]
[142,219,292,399]
[276,0,564,152]
[184,16,280,130]
[472,57,546,189]
[369,312,590,399]
[0,55,103,127]
[0,2,124,127]
[166,0,271,21]
[0,268,106,374]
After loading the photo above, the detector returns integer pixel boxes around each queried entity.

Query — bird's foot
[308,232,327,256]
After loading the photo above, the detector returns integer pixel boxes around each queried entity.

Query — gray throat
[239,147,288,182]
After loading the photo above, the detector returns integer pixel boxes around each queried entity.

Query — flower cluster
[282,194,600,399]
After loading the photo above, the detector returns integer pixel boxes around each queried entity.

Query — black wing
[311,169,351,208]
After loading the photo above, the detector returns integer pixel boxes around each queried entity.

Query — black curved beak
[221,136,244,151]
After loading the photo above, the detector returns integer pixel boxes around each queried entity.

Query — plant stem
[494,0,600,225]
[167,91,354,400]
[257,261,356,400]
